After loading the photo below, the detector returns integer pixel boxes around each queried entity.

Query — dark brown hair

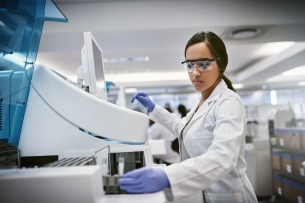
[184,31,236,92]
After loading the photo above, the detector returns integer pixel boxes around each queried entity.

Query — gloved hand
[118,167,171,193]
[131,92,155,112]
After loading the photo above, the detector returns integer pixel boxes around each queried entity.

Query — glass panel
[0,11,28,71]
[43,0,68,22]
[19,0,68,22]
[0,0,67,146]
[0,70,14,140]
[8,66,33,146]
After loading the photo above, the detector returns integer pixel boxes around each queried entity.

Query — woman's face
[185,42,220,92]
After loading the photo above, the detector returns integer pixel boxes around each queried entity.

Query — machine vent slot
[0,98,2,131]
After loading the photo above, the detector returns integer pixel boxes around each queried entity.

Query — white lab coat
[149,80,257,203]
[148,123,180,164]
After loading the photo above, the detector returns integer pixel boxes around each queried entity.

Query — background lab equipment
[0,1,172,202]
[244,137,272,197]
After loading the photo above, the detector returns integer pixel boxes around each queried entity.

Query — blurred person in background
[148,119,180,165]
[177,104,187,118]
[164,102,173,113]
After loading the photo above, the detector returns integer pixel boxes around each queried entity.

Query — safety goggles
[181,58,220,73]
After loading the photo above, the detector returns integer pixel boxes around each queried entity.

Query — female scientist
[119,31,257,203]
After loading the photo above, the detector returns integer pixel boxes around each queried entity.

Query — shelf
[274,194,296,203]
[270,128,305,202]
[273,169,305,183]
[271,145,305,155]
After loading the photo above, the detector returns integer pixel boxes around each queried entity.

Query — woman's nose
[192,65,201,76]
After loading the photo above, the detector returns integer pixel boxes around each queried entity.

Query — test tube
[118,157,125,176]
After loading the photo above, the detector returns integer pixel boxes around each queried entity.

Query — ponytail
[221,74,236,92]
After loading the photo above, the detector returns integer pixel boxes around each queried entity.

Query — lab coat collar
[179,80,228,136]
[205,79,228,104]
[190,80,228,121]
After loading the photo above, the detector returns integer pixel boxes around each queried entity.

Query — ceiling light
[282,65,305,76]
[104,56,149,63]
[262,85,267,89]
[266,65,305,83]
[233,83,244,89]
[106,72,188,83]
[230,28,260,39]
[253,42,295,57]
[270,90,277,105]
[125,88,137,93]
[298,81,305,86]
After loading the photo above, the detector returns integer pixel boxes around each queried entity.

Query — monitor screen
[92,40,106,91]
[81,32,107,101]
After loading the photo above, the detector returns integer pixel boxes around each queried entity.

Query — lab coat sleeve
[149,104,194,137]
[162,95,246,200]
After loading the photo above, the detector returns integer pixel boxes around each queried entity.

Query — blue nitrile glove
[118,167,170,193]
[131,92,155,112]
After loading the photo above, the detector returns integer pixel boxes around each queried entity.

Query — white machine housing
[0,166,168,203]
[18,63,152,166]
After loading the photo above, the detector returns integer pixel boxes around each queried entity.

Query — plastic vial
[118,157,125,176]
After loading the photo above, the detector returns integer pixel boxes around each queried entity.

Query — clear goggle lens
[184,60,215,73]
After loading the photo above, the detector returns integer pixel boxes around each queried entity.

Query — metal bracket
[92,145,111,175]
